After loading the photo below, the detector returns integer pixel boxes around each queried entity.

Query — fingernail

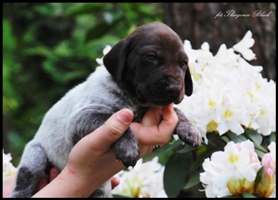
[118,109,133,123]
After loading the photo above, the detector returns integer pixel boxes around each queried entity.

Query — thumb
[82,108,134,154]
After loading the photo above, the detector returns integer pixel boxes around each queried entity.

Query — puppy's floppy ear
[103,39,128,82]
[185,67,193,96]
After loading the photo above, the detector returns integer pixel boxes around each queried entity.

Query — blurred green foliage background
[3,3,163,165]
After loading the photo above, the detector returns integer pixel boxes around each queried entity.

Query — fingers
[38,178,48,190]
[111,177,120,189]
[130,104,178,145]
[49,167,60,182]
[158,105,178,133]
[141,106,162,126]
[37,167,60,190]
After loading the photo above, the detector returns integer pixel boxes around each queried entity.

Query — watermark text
[214,10,272,19]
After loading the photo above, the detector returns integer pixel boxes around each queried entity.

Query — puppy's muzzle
[166,83,182,99]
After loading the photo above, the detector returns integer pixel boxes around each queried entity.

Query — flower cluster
[3,149,17,178]
[112,156,167,198]
[200,140,276,198]
[175,30,276,143]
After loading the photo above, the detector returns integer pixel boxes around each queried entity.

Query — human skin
[4,105,177,198]
[2,168,120,198]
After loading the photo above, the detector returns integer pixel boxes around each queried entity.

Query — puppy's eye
[146,53,156,61]
[181,60,188,68]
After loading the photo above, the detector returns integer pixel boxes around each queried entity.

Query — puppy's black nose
[166,84,181,96]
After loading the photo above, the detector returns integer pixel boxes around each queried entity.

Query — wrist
[32,165,98,197]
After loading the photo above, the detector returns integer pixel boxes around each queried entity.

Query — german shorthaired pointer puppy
[11,21,202,198]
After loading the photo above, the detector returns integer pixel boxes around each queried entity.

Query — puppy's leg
[66,107,140,167]
[114,128,140,168]
[65,106,113,146]
[10,142,48,198]
[174,108,203,147]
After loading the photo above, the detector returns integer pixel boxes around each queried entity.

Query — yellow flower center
[228,154,239,163]
[248,92,253,98]
[208,99,216,107]
[224,109,233,119]
[255,83,261,90]
[206,120,218,132]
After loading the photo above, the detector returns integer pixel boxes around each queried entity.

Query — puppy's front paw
[175,120,202,147]
[114,130,140,168]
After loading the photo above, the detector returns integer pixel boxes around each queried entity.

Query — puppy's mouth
[136,82,184,106]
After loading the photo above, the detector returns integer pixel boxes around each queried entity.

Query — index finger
[130,104,178,145]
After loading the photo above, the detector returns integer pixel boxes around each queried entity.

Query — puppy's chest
[91,70,149,123]
[133,107,149,123]
[107,89,148,123]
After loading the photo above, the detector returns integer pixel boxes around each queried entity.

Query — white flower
[3,149,17,178]
[268,142,276,159]
[233,30,256,61]
[176,30,276,143]
[199,158,231,197]
[112,156,167,198]
[200,140,262,198]
[95,45,111,65]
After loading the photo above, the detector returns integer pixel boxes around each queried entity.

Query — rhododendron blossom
[3,149,17,178]
[112,156,167,198]
[175,30,276,144]
[200,140,276,198]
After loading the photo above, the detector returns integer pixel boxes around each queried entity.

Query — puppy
[10,22,202,198]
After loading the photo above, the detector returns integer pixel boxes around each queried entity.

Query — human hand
[130,104,178,157]
[2,168,120,197]
[64,104,178,182]
[32,105,177,197]
[38,167,120,190]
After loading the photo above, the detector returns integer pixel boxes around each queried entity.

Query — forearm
[32,163,124,198]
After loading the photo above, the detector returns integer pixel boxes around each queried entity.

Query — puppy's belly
[35,130,73,171]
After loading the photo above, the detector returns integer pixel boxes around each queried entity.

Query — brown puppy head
[103,22,193,107]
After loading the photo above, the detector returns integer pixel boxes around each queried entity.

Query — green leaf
[65,3,107,17]
[227,132,247,143]
[270,132,276,142]
[113,194,130,198]
[177,145,197,153]
[242,192,257,198]
[142,142,172,162]
[84,14,124,42]
[221,194,240,198]
[143,139,183,162]
[254,166,264,194]
[190,145,223,172]
[221,135,231,143]
[164,152,193,197]
[244,129,262,146]
[255,148,267,159]
[183,169,202,189]
[254,143,267,152]
[165,140,183,151]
